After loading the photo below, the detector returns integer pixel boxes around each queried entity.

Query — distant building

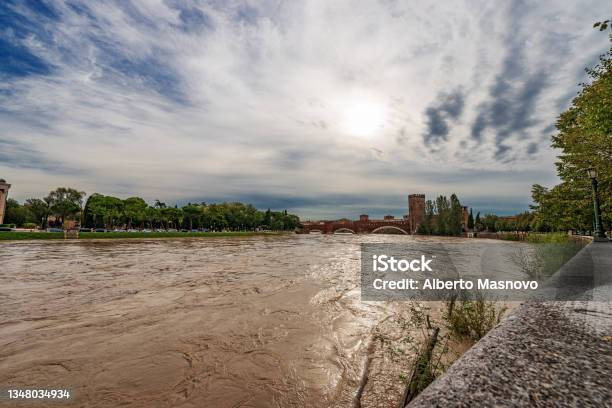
[300,192,470,235]
[497,215,519,223]
[0,179,11,224]
[408,194,425,233]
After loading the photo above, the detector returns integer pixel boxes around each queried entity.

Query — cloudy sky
[1,0,610,219]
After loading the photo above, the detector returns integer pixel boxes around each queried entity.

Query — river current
[0,234,529,407]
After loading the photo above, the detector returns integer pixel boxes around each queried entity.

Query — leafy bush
[525,232,570,243]
[443,293,506,341]
[508,234,584,281]
[497,233,520,241]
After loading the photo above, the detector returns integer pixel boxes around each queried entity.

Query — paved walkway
[409,241,612,407]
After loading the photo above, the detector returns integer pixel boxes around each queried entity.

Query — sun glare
[341,100,386,138]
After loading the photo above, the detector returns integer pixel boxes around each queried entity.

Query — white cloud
[0,0,609,217]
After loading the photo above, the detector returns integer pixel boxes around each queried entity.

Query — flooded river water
[0,234,529,407]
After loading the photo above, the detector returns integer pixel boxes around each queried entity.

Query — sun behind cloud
[340,99,387,138]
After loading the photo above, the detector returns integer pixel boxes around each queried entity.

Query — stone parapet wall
[408,242,612,407]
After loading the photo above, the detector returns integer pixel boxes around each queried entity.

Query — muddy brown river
[0,235,528,407]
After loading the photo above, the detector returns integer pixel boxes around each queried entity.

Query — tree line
[2,187,85,229]
[417,197,540,234]
[467,211,536,233]
[417,193,465,235]
[2,188,301,231]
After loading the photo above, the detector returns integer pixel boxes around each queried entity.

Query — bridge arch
[333,228,356,234]
[371,226,409,235]
[308,229,324,233]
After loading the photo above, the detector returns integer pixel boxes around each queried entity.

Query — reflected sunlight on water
[0,234,530,407]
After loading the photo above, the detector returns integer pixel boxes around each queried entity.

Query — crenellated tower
[408,194,425,233]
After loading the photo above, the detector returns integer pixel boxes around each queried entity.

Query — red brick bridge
[299,215,415,235]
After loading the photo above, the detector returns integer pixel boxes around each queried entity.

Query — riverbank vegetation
[2,187,300,232]
[443,295,506,342]
[0,231,275,241]
[394,297,507,405]
[417,194,466,236]
[507,233,587,281]
[494,231,573,242]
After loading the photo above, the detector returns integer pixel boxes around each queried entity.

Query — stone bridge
[299,218,414,235]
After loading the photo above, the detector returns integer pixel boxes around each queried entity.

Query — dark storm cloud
[495,144,512,160]
[469,43,548,159]
[466,0,556,160]
[526,142,538,155]
[422,89,465,145]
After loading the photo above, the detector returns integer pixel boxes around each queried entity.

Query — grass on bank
[0,231,279,241]
[503,232,587,280]
[496,231,572,243]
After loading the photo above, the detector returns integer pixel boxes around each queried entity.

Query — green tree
[123,197,147,229]
[204,204,228,230]
[162,206,182,229]
[24,198,50,228]
[467,208,474,230]
[182,204,202,230]
[263,208,272,228]
[474,212,482,231]
[144,206,158,230]
[84,194,124,229]
[481,214,499,232]
[423,200,435,234]
[153,200,168,229]
[4,199,36,226]
[515,212,534,232]
[82,194,101,228]
[434,195,450,235]
[84,194,107,229]
[530,183,592,231]
[449,194,463,235]
[45,187,86,227]
[102,196,124,229]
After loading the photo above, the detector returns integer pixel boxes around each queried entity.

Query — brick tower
[0,179,11,224]
[408,194,425,233]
